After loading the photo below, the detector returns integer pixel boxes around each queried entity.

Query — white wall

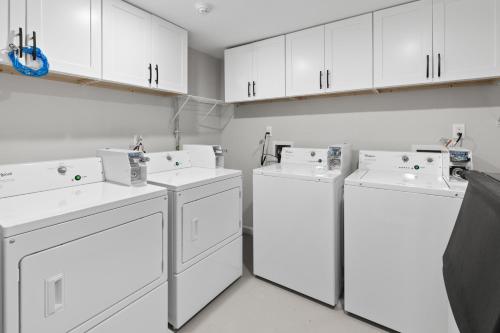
[0,48,223,165]
[188,48,223,100]
[221,85,500,229]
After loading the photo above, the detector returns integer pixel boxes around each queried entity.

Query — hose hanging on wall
[8,46,49,77]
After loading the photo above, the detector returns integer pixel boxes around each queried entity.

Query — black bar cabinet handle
[18,27,23,58]
[327,70,330,89]
[320,71,323,89]
[426,55,430,79]
[148,64,152,84]
[248,82,251,97]
[438,53,441,78]
[253,81,256,97]
[32,31,37,60]
[155,64,159,85]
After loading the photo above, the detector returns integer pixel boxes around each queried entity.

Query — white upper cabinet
[152,16,188,93]
[252,36,286,101]
[325,13,373,93]
[374,0,433,88]
[103,0,187,93]
[225,36,285,103]
[433,0,500,82]
[286,26,325,97]
[225,44,254,102]
[26,0,102,79]
[103,0,152,88]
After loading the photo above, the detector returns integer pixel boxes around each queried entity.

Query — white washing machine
[253,145,352,306]
[146,151,243,329]
[344,151,464,333]
[0,157,170,333]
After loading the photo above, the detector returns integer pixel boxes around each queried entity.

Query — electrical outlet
[266,126,272,136]
[452,124,465,139]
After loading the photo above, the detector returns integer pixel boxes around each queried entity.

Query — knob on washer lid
[402,155,409,163]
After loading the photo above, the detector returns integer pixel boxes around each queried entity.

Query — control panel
[182,144,224,169]
[146,151,192,174]
[280,148,328,166]
[0,158,104,199]
[359,151,443,175]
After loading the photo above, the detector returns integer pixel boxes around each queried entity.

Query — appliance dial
[57,166,67,175]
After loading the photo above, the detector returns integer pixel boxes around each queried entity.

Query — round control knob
[310,151,316,157]
[427,157,434,163]
[402,155,409,163]
[57,166,67,175]
[166,155,172,161]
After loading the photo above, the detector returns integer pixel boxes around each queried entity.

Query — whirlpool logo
[0,172,13,178]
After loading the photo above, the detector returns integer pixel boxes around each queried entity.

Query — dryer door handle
[191,218,199,241]
[45,274,64,317]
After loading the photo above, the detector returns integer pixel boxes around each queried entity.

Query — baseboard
[243,225,253,236]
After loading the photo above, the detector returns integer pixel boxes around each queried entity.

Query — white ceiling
[128,0,411,58]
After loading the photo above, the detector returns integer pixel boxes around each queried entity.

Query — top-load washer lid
[0,158,167,237]
[148,167,241,191]
[146,151,241,191]
[345,150,466,198]
[253,163,341,183]
[345,169,464,197]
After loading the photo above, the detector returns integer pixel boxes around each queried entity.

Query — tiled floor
[178,235,387,333]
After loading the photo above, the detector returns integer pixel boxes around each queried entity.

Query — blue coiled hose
[8,46,49,77]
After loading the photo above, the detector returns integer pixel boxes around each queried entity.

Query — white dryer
[344,151,464,333]
[253,145,352,306]
[0,157,170,333]
[146,151,243,329]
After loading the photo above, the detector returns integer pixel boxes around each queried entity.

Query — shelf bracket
[200,102,219,123]
[172,95,191,122]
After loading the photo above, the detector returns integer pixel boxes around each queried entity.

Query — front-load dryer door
[19,214,163,333]
[180,186,241,267]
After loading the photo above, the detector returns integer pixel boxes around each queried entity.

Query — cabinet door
[4,0,26,65]
[286,26,325,97]
[103,0,152,88]
[325,14,373,93]
[224,44,254,103]
[433,0,500,82]
[374,0,433,88]
[152,16,187,93]
[252,36,286,101]
[0,0,7,64]
[26,0,101,79]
